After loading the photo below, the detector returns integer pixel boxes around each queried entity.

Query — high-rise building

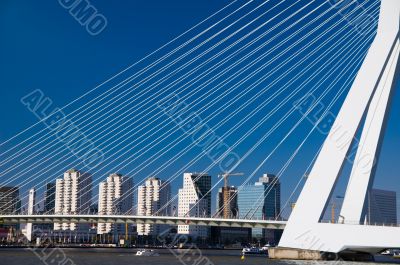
[0,186,20,215]
[137,177,171,236]
[25,188,36,241]
[366,188,397,225]
[89,204,98,214]
[44,182,56,214]
[0,186,20,232]
[213,186,248,245]
[27,188,36,215]
[216,186,238,218]
[238,174,281,242]
[97,173,133,235]
[54,169,92,231]
[178,173,211,239]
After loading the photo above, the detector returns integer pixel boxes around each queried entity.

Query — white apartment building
[54,169,92,231]
[24,188,36,242]
[97,173,133,235]
[178,173,211,239]
[137,177,171,236]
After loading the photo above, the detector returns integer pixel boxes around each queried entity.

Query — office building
[213,186,249,244]
[54,169,92,231]
[210,226,251,245]
[97,173,133,235]
[137,177,171,236]
[89,204,98,214]
[0,186,20,232]
[36,182,57,231]
[216,186,238,218]
[0,186,20,214]
[366,188,397,225]
[44,182,56,213]
[238,174,281,243]
[178,173,211,239]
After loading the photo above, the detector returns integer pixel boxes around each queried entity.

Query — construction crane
[218,172,244,218]
[125,223,128,246]
[218,172,244,188]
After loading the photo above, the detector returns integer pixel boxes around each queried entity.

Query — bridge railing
[320,219,400,227]
[0,212,288,222]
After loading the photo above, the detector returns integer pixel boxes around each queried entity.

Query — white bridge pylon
[279,0,400,254]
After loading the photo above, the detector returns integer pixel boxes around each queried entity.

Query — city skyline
[2,167,397,249]
[0,0,399,262]
[2,167,398,225]
[0,1,399,223]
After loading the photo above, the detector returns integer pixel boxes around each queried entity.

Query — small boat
[261,243,272,252]
[242,247,268,256]
[135,249,160,256]
[381,249,392,256]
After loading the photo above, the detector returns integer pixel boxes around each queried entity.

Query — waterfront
[0,249,399,265]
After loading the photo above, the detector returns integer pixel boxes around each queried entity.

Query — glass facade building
[0,186,20,215]
[238,174,281,241]
[44,182,56,213]
[367,188,397,225]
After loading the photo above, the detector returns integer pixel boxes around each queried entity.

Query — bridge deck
[0,215,287,230]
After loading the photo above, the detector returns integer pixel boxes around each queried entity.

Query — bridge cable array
[0,0,380,222]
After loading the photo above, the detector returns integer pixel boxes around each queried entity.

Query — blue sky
[0,0,398,218]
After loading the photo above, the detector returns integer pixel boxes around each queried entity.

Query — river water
[0,248,399,265]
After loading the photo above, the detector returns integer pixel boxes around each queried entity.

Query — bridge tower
[277,0,400,257]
